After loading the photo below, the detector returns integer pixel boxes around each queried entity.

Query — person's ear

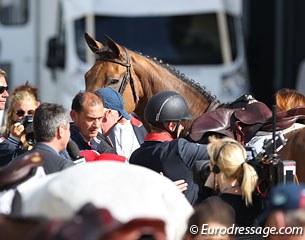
[70,110,77,122]
[233,121,244,144]
[57,125,65,138]
[167,121,177,131]
[102,109,110,122]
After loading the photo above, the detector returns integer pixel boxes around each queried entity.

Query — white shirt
[112,120,140,160]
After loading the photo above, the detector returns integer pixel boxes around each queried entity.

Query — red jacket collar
[144,132,174,142]
[130,114,143,127]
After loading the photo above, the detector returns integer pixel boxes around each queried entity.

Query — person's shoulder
[0,137,16,149]
[130,114,144,128]
[32,143,59,156]
[12,148,34,162]
[176,138,207,147]
[96,131,106,140]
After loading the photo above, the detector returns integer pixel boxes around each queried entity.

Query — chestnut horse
[84,33,219,132]
[84,34,305,183]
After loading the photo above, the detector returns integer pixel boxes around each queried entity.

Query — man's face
[101,109,121,135]
[0,75,9,110]
[71,102,104,142]
[62,121,71,148]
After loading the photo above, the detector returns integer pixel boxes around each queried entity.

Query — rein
[96,47,139,104]
[205,98,221,113]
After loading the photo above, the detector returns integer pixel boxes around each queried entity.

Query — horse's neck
[131,53,211,118]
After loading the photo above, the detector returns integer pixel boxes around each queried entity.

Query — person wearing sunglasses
[0,83,39,166]
[0,69,9,129]
[0,69,9,110]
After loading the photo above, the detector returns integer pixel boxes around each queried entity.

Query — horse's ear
[84,33,104,53]
[105,35,121,57]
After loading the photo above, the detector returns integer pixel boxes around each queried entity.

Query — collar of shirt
[144,132,174,142]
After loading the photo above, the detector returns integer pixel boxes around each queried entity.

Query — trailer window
[0,0,28,25]
[75,13,238,65]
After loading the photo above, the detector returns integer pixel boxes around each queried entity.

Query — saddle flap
[234,102,272,125]
[189,108,235,141]
[262,106,305,131]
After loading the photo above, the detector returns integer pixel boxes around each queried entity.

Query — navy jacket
[12,142,74,175]
[70,122,116,154]
[0,137,25,167]
[129,133,210,205]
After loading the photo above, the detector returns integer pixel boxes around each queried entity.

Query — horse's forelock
[95,49,113,59]
[85,62,107,90]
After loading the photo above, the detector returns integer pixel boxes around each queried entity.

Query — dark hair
[34,103,69,142]
[185,196,235,238]
[71,91,102,113]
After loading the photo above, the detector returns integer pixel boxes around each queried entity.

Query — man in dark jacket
[70,91,116,154]
[12,103,74,174]
[0,68,12,166]
[129,91,210,205]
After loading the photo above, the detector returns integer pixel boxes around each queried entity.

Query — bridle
[95,47,139,105]
[95,46,219,112]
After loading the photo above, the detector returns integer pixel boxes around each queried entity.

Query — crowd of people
[0,67,305,239]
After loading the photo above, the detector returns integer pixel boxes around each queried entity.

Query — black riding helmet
[145,91,193,126]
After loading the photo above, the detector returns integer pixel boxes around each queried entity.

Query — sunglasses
[0,86,8,94]
[16,109,35,117]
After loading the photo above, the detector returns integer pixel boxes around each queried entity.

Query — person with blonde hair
[0,82,40,166]
[3,83,40,139]
[202,136,263,228]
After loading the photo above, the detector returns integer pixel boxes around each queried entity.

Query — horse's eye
[110,79,120,85]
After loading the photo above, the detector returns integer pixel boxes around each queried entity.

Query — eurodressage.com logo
[189,224,304,238]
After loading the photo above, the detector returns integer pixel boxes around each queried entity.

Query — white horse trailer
[0,0,248,109]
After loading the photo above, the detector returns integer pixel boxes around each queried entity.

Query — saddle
[0,152,43,191]
[189,101,272,144]
[188,102,305,143]
[189,103,305,144]
[262,106,305,131]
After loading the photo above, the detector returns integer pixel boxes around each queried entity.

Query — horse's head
[84,33,140,114]
[84,33,219,133]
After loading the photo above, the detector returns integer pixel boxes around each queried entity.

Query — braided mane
[139,52,219,104]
